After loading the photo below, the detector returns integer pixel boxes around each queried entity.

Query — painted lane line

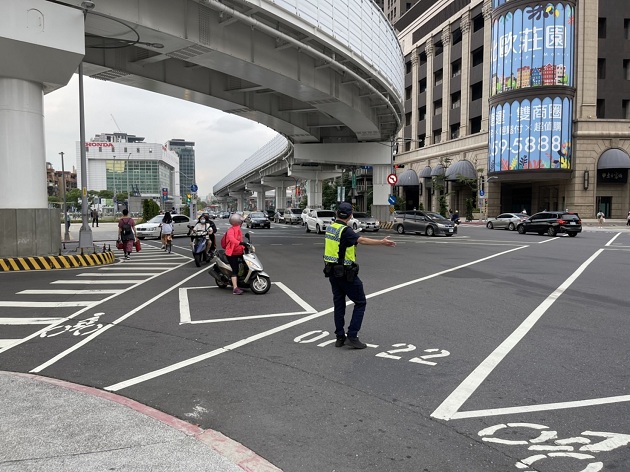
[0,301,96,308]
[0,317,63,325]
[30,267,209,374]
[105,246,527,392]
[274,281,317,313]
[119,262,183,265]
[451,394,630,420]
[179,287,191,324]
[76,273,162,277]
[98,266,180,270]
[605,233,622,246]
[0,259,192,356]
[430,248,604,421]
[0,340,18,348]
[50,280,148,284]
[17,289,124,295]
[189,312,315,324]
[537,237,558,244]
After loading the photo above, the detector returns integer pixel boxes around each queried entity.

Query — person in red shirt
[225,213,245,295]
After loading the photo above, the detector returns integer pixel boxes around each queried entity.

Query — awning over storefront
[598,148,630,169]
[445,160,477,181]
[395,169,420,186]
[419,166,432,178]
[430,164,445,177]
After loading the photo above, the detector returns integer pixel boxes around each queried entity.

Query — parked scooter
[207,233,271,294]
[190,229,211,267]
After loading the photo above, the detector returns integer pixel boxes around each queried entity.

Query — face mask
[200,219,206,224]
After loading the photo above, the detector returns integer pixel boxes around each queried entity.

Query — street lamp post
[59,152,70,241]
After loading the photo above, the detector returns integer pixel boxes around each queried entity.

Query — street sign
[190,184,198,192]
[162,187,168,201]
[479,189,485,197]
[388,195,397,205]
[387,173,398,185]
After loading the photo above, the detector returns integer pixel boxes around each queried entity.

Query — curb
[0,251,115,272]
[5,372,282,472]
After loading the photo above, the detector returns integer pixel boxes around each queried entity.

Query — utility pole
[59,152,70,241]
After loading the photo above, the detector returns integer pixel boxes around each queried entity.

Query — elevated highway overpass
[0,0,404,257]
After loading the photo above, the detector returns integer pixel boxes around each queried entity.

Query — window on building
[434,100,443,115]
[470,116,482,134]
[405,112,412,126]
[598,58,606,79]
[406,61,412,74]
[124,147,127,153]
[419,106,427,121]
[597,99,606,118]
[434,41,443,56]
[419,51,427,66]
[625,19,630,39]
[434,69,443,85]
[452,28,462,45]
[451,91,461,109]
[418,134,426,148]
[471,47,484,67]
[623,100,630,119]
[472,14,484,32]
[434,131,442,144]
[137,148,141,153]
[471,82,483,101]
[406,86,412,100]
[111,146,115,152]
[419,78,427,93]
[624,60,630,80]
[98,147,102,153]
[598,18,607,38]
[452,59,462,77]
[450,124,461,140]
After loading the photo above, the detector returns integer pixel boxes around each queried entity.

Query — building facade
[166,139,196,200]
[46,162,77,198]
[76,132,180,202]
[393,0,630,219]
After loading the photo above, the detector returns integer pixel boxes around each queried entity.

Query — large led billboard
[489,97,572,172]
[491,3,575,96]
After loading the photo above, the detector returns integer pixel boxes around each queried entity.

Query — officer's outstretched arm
[357,236,396,247]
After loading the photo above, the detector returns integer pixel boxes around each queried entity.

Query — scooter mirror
[245,232,251,240]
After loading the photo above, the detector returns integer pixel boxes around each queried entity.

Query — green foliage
[181,205,190,217]
[465,198,475,222]
[48,196,60,203]
[65,188,82,206]
[98,190,113,199]
[142,199,160,222]
[322,181,337,210]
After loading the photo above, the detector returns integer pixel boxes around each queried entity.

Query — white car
[305,209,336,234]
[135,214,191,239]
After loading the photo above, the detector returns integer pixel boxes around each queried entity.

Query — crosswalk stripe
[0,301,96,307]
[51,280,143,284]
[0,317,63,325]
[76,273,161,277]
[17,289,123,295]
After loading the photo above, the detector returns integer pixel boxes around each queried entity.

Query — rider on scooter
[224,213,246,295]
[190,215,213,258]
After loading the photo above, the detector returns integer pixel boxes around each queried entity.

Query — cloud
[44,75,278,198]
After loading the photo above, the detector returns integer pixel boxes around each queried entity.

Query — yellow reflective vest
[324,222,356,266]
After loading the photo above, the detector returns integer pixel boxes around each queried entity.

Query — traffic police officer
[323,202,396,349]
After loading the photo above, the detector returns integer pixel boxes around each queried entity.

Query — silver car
[393,210,456,236]
[353,212,380,232]
[486,212,527,231]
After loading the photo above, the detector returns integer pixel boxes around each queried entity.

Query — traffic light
[186,194,191,203]
[394,164,405,169]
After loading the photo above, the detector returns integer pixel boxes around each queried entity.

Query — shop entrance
[501,185,532,214]
[596,196,612,218]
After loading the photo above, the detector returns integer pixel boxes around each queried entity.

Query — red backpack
[220,232,228,249]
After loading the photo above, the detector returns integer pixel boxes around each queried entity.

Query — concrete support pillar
[371,164,392,223]
[425,42,434,144]
[0,0,83,257]
[410,49,420,149]
[441,27,451,142]
[229,192,248,212]
[274,185,286,209]
[459,12,471,135]
[305,180,323,209]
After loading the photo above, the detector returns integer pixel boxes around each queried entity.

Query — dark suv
[516,211,582,237]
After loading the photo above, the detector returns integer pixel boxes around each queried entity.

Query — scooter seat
[216,249,229,264]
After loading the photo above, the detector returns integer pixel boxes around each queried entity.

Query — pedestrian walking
[91,209,99,227]
[117,209,137,260]
[323,202,396,349]
[597,211,605,228]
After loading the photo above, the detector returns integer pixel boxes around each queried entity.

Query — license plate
[448,228,453,232]
[570,222,575,225]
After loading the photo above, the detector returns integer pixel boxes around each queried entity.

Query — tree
[98,190,113,199]
[142,198,160,222]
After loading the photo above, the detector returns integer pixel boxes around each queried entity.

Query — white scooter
[207,233,271,294]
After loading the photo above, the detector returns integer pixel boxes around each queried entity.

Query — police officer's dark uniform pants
[329,275,367,338]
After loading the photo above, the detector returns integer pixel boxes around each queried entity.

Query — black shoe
[335,336,346,347]
[346,337,367,349]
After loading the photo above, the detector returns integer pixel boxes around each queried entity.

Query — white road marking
[451,395,630,420]
[30,267,209,373]
[50,280,145,284]
[537,238,558,244]
[190,311,314,324]
[105,245,527,392]
[431,249,604,421]
[0,317,63,325]
[179,287,191,324]
[76,273,162,277]
[0,301,96,307]
[0,339,18,348]
[605,233,622,246]
[17,290,124,294]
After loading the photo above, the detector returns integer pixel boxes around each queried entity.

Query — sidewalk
[0,371,281,472]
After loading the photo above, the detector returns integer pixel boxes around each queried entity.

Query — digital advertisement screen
[491,3,575,96]
[489,96,573,172]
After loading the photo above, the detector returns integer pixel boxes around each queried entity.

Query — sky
[43,75,279,200]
